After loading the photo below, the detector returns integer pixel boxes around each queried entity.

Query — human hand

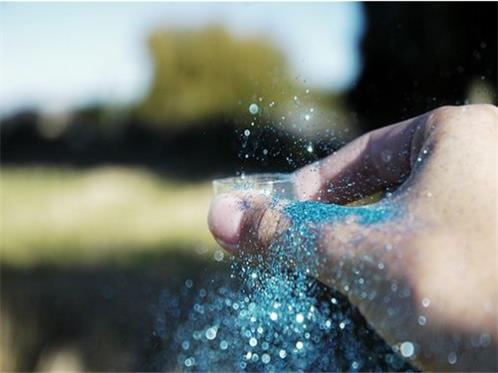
[208,105,497,371]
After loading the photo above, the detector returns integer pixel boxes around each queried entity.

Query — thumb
[207,192,290,256]
[208,192,400,296]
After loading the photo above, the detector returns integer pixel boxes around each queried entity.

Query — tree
[138,25,297,127]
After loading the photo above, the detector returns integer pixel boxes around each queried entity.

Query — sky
[0,2,365,116]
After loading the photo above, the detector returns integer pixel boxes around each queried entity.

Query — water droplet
[244,129,251,137]
[269,312,278,321]
[296,341,304,350]
[293,96,299,101]
[296,313,304,323]
[306,144,313,153]
[249,103,259,115]
[418,315,427,326]
[305,89,310,94]
[220,340,228,350]
[269,101,275,107]
[279,349,287,359]
[378,262,384,270]
[422,298,431,308]
[262,149,268,155]
[339,321,346,330]
[304,114,311,121]
[182,340,190,350]
[400,341,415,358]
[185,279,193,288]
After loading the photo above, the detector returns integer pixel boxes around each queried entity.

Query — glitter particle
[249,103,259,115]
[249,337,258,347]
[205,327,217,340]
[400,341,414,358]
[422,298,431,308]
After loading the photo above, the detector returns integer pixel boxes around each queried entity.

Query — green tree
[138,25,297,127]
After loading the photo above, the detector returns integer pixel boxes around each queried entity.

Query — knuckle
[431,104,497,127]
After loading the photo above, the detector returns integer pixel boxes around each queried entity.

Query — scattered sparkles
[381,149,392,163]
[400,341,414,358]
[249,103,259,115]
[205,327,217,340]
[155,140,410,371]
[249,337,258,347]
[448,352,457,365]
[213,250,224,262]
[261,353,271,364]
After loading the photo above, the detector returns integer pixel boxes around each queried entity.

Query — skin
[208,104,498,371]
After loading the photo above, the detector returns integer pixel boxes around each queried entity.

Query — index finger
[294,111,431,204]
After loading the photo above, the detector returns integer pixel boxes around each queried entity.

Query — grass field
[1,166,218,266]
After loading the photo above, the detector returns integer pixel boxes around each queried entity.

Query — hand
[208,105,498,370]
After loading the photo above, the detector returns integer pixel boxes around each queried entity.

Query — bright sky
[0,2,364,116]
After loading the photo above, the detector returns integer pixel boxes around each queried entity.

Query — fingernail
[208,193,245,251]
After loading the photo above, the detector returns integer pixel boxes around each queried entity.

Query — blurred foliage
[139,25,300,126]
[1,167,217,266]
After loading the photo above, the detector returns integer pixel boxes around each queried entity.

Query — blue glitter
[152,194,412,371]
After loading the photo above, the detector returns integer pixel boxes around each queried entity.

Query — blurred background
[1,2,496,371]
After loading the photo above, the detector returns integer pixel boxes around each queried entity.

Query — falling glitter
[151,94,415,372]
[249,103,259,115]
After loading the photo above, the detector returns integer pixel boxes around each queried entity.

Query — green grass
[1,166,218,266]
